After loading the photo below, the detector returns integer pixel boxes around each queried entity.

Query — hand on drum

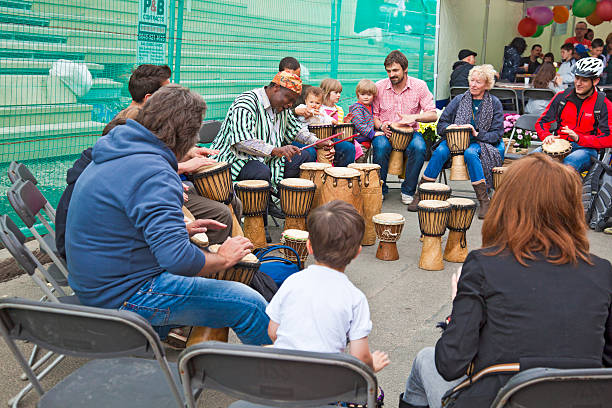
[189,146,220,158]
[272,145,301,161]
[316,139,335,160]
[218,236,254,268]
[451,266,462,301]
[398,113,419,126]
[381,122,392,137]
[186,219,227,237]
[559,126,578,142]
[462,124,477,137]
[179,156,218,174]
[543,135,559,145]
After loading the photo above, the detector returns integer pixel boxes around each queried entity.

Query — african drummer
[211,71,333,218]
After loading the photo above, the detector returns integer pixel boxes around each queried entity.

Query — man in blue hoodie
[66,84,270,345]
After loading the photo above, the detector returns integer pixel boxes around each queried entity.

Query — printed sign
[137,0,168,65]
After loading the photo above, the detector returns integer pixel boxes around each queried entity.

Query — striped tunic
[212,88,306,189]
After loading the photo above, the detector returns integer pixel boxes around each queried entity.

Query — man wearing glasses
[565,22,592,48]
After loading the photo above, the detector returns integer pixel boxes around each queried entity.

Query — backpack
[253,245,302,287]
[555,88,607,135]
[583,157,612,231]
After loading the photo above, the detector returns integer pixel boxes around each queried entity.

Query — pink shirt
[372,76,435,130]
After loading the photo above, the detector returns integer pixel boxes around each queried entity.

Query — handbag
[254,245,302,287]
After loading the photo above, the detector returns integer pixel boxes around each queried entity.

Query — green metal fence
[0,0,437,233]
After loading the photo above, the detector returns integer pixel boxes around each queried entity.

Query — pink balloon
[527,6,554,25]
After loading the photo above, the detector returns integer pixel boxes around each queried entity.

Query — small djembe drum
[321,167,363,215]
[417,200,451,271]
[334,123,355,140]
[234,180,270,249]
[300,162,332,210]
[372,213,405,261]
[492,167,507,191]
[419,182,452,201]
[542,138,572,162]
[445,128,471,181]
[189,162,243,237]
[279,178,316,231]
[280,229,309,268]
[187,245,260,346]
[348,163,382,246]
[388,124,413,175]
[443,198,476,263]
[190,233,209,248]
[309,124,335,164]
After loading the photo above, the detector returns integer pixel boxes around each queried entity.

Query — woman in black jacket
[500,37,527,82]
[399,153,612,408]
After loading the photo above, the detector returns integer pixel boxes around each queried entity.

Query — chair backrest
[522,88,556,112]
[513,114,540,132]
[8,161,37,185]
[0,215,36,276]
[178,342,378,408]
[491,367,612,408]
[489,88,520,113]
[199,120,222,144]
[7,180,46,228]
[450,87,468,99]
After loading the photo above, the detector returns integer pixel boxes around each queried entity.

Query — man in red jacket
[535,57,612,172]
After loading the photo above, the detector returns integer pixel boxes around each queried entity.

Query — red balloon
[597,0,612,21]
[518,17,538,37]
[587,9,603,25]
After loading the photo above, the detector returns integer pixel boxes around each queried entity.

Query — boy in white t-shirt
[266,200,390,373]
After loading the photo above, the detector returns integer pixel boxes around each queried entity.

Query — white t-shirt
[266,264,372,353]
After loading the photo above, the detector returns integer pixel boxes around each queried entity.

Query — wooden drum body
[388,125,413,176]
[235,180,270,249]
[187,245,261,346]
[492,167,507,191]
[348,163,382,246]
[445,128,471,181]
[280,229,309,268]
[334,123,355,140]
[309,124,334,164]
[189,162,244,237]
[417,200,451,271]
[419,182,451,201]
[321,167,363,215]
[300,162,332,210]
[543,138,572,162]
[443,198,476,263]
[279,178,316,231]
[372,213,405,261]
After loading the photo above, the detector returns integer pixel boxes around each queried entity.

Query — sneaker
[164,326,191,350]
[401,193,413,205]
[605,227,612,235]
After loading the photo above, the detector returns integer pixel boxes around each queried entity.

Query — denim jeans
[119,272,271,345]
[424,140,505,183]
[372,132,427,195]
[291,141,316,165]
[532,142,597,173]
[402,347,465,408]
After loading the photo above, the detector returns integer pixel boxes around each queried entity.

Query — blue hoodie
[66,120,206,308]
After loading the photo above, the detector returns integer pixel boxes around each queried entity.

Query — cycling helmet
[572,57,605,78]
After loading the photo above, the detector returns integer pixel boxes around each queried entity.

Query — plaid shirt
[372,77,435,130]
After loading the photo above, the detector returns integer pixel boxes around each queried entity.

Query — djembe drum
[417,200,451,271]
[234,180,270,249]
[388,124,413,175]
[320,167,363,215]
[419,182,452,201]
[187,245,260,346]
[445,128,471,180]
[443,198,476,263]
[492,167,507,191]
[280,229,309,268]
[300,162,332,210]
[334,123,355,140]
[372,213,405,261]
[348,163,382,246]
[309,124,335,164]
[279,178,316,231]
[189,162,243,237]
[542,138,572,162]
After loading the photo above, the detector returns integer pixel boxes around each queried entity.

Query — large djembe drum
[320,167,363,215]
[445,127,471,181]
[187,245,260,346]
[234,180,270,249]
[417,200,451,271]
[280,229,309,268]
[372,213,405,261]
[388,124,413,175]
[278,178,316,231]
[334,123,355,140]
[348,163,382,246]
[542,138,572,162]
[492,167,507,191]
[309,124,335,164]
[189,162,243,237]
[299,162,332,210]
[443,198,476,263]
[419,182,452,201]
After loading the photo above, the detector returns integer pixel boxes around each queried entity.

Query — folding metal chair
[7,161,56,222]
[178,342,378,408]
[0,297,185,408]
[504,114,540,156]
[491,367,612,408]
[490,88,520,114]
[7,180,68,278]
[199,120,222,144]
[521,88,555,113]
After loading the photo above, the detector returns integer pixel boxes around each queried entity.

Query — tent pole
[481,0,490,63]
[433,0,441,100]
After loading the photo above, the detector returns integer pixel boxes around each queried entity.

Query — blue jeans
[533,142,597,173]
[293,140,355,167]
[372,132,427,195]
[424,140,505,183]
[292,141,316,164]
[120,272,271,345]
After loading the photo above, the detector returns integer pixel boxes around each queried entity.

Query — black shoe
[267,202,285,219]
[399,393,428,408]
[266,229,272,243]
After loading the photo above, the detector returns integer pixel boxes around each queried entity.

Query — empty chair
[491,367,612,408]
[450,86,469,99]
[199,120,222,144]
[178,342,378,408]
[7,161,56,221]
[489,88,520,114]
[522,88,556,114]
[0,297,185,408]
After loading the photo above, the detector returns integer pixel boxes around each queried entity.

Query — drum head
[492,166,507,174]
[280,178,315,188]
[389,124,413,134]
[282,229,309,241]
[190,232,209,247]
[207,244,258,263]
[348,163,381,171]
[207,244,220,253]
[236,180,269,188]
[418,200,451,210]
[543,138,571,154]
[300,162,332,171]
[447,197,476,208]
[372,212,405,225]
[324,167,361,178]
[195,161,229,174]
[420,182,451,192]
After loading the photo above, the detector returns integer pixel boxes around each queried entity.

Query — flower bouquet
[503,113,535,154]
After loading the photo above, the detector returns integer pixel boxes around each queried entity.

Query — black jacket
[449,61,473,88]
[435,249,612,408]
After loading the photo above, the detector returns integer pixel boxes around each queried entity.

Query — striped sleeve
[229,93,259,144]
[282,111,304,144]
[349,104,373,139]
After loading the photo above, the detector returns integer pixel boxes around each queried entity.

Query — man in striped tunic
[212,72,329,196]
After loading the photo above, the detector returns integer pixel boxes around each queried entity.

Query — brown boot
[407,177,429,212]
[473,182,490,220]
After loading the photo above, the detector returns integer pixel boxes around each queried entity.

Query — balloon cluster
[517,2,612,37]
